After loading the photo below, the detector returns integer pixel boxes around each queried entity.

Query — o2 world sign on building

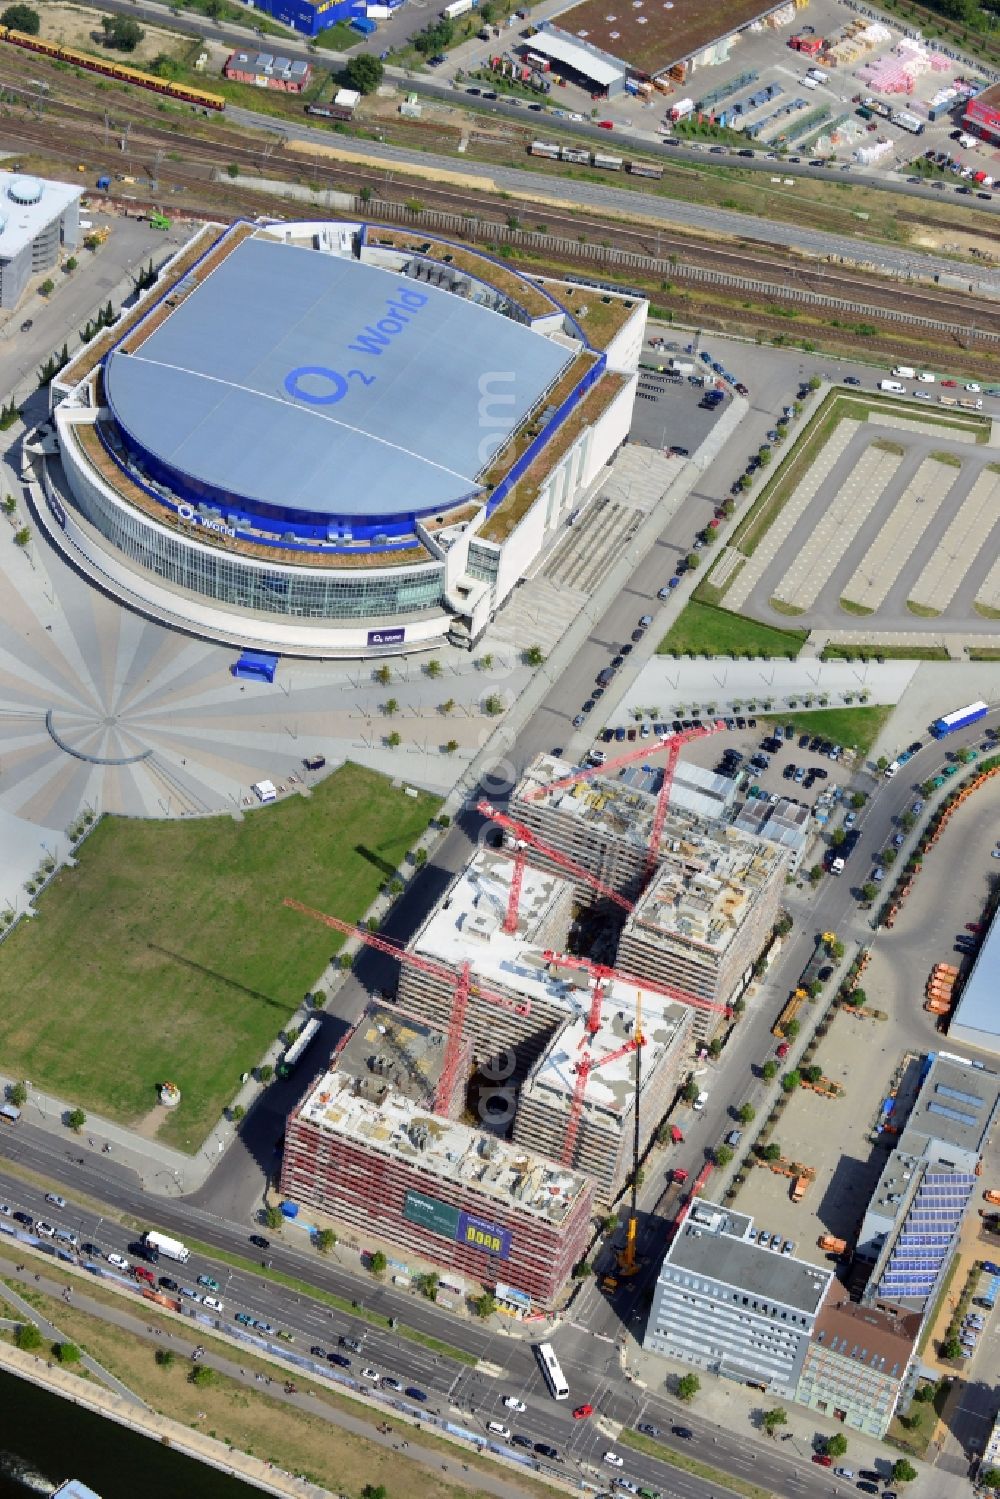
[403,1188,512,1260]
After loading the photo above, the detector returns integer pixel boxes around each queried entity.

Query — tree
[9,1080,27,1107]
[374,663,391,686]
[827,937,845,960]
[64,256,78,273]
[1,5,40,33]
[762,1059,778,1081]
[760,1142,781,1162]
[784,1018,800,1040]
[980,1471,1000,1491]
[54,1341,80,1364]
[440,697,456,714]
[189,1363,214,1386]
[473,1291,497,1318]
[445,739,459,754]
[781,1070,801,1093]
[714,1143,734,1166]
[13,526,29,548]
[2,495,15,515]
[367,1248,386,1274]
[757,448,772,467]
[807,374,821,391]
[39,278,54,297]
[414,847,428,867]
[683,1079,700,1103]
[831,827,846,847]
[484,694,503,716]
[316,1228,337,1254]
[359,185,374,206]
[424,657,442,678]
[738,1102,755,1124]
[892,1458,918,1485]
[807,864,823,885]
[844,986,867,1008]
[15,1323,41,1351]
[912,1381,938,1403]
[155,1348,175,1368]
[941,1335,963,1360]
[762,1407,787,1436]
[572,1259,593,1278]
[383,697,399,717]
[386,730,402,748]
[524,645,545,666]
[478,652,494,671]
[67,1107,86,1132]
[347,53,385,93]
[685,552,700,570]
[231,1102,246,1122]
[801,1064,822,1085]
[264,1205,283,1231]
[101,13,144,49]
[825,1432,847,1458]
[860,882,879,903]
[676,1373,700,1402]
[258,1063,274,1084]
[362,1487,387,1499]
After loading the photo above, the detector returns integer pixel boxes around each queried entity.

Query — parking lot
[720,397,1000,637]
[629,349,739,455]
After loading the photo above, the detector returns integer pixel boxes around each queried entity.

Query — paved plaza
[718,398,1000,637]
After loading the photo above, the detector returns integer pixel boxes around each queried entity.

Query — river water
[0,1367,258,1498]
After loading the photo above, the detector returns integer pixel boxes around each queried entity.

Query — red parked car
[776,1041,790,1058]
[597,119,614,129]
[812,1454,832,1467]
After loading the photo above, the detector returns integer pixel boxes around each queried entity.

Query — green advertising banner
[403,1188,461,1241]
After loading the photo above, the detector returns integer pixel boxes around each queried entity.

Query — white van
[884,760,899,779]
[879,380,905,393]
[693,1090,709,1111]
[488,1422,512,1440]
[891,366,915,378]
[252,779,277,804]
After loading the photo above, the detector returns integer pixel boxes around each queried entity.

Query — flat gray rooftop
[104,236,570,522]
[671,1205,832,1315]
[899,1051,1000,1157]
[948,915,1000,1056]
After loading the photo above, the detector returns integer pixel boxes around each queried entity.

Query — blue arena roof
[103,236,571,525]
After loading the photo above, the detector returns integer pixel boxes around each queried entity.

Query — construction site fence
[363,199,998,342]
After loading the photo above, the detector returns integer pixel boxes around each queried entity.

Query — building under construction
[509,753,720,902]
[512,1000,691,1198]
[616,828,786,1025]
[398,848,692,1198]
[280,1002,593,1309]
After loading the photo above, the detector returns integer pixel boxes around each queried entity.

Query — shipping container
[592,152,623,170]
[529,140,560,158]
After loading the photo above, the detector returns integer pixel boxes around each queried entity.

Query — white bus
[535,1341,569,1399]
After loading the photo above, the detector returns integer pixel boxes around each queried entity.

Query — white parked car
[203,1296,224,1312]
[966,382,982,393]
[36,1221,55,1238]
[361,1367,380,1383]
[603,1452,625,1468]
[45,1193,67,1209]
[916,371,936,383]
[503,1396,527,1412]
[107,1252,130,1270]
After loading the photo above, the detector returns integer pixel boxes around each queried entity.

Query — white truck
[142,1230,191,1263]
[443,0,473,16]
[891,365,915,378]
[668,359,695,375]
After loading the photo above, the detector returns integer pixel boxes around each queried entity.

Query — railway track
[6,83,999,348]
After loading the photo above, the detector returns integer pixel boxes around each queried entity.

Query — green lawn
[658,600,807,659]
[759,705,892,754]
[0,765,439,1151]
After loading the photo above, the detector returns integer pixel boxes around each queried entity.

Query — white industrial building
[0,173,80,309]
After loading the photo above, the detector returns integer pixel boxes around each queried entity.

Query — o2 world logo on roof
[283,286,429,407]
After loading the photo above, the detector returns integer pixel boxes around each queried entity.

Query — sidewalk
[0,1271,144,1407]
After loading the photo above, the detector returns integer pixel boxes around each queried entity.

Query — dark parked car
[535,1444,558,1459]
[672,1426,693,1439]
[329,1353,352,1368]
[637,1423,660,1437]
[81,1242,103,1258]
[310,1345,326,1357]
[158,1276,180,1292]
[405,1387,427,1401]
[13,1211,32,1228]
[249,1234,270,1249]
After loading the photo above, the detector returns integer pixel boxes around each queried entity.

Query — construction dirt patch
[32,2,189,67]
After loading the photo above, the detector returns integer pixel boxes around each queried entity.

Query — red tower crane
[476,799,634,934]
[541,947,731,1039]
[519,723,725,879]
[282,899,531,1117]
[562,1032,644,1168]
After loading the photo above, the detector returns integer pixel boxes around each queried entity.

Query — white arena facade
[37,218,644,655]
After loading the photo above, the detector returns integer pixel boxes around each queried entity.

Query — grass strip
[839,598,875,615]
[180,1237,477,1365]
[918,1250,961,1357]
[759,706,892,754]
[657,600,806,658]
[969,646,1000,659]
[819,643,949,661]
[622,1428,771,1499]
[905,601,941,617]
